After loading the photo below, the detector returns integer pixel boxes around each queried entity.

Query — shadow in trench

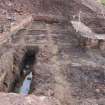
[13,46,39,94]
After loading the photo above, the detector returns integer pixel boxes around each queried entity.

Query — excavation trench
[13,47,38,95]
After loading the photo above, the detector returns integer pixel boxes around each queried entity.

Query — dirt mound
[0,93,61,105]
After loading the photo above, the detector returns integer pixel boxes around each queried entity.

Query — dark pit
[13,46,39,94]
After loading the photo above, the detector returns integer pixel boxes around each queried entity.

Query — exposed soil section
[0,0,105,105]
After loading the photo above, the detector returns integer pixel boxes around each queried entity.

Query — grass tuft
[101,0,105,5]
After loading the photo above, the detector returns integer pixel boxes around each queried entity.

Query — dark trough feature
[13,46,39,95]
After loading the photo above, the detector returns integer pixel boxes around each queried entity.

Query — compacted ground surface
[0,0,105,105]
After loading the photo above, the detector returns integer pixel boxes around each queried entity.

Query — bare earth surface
[0,0,105,105]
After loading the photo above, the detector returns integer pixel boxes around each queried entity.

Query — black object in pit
[20,47,38,76]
